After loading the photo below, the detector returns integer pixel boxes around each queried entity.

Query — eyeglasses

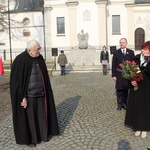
[36,47,41,51]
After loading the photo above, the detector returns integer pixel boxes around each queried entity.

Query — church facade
[0,0,150,61]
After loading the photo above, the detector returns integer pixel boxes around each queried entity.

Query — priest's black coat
[10,50,59,144]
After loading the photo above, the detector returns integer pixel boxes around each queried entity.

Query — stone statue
[77,30,89,49]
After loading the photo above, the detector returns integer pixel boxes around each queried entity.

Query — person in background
[112,38,135,110]
[10,40,59,147]
[125,41,150,138]
[0,51,4,77]
[57,50,68,76]
[100,46,109,75]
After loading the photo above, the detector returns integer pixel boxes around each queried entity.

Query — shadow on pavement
[117,139,132,150]
[56,95,81,134]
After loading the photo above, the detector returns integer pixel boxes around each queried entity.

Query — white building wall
[76,2,99,47]
[50,1,99,49]
[1,0,150,61]
[107,2,128,49]
[51,7,71,48]
[11,12,44,47]
[134,10,150,41]
[0,12,45,59]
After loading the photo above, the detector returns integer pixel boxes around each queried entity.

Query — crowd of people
[5,38,150,147]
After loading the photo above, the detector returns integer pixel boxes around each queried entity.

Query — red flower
[119,63,123,67]
[131,61,136,65]
[126,60,130,63]
[117,60,143,91]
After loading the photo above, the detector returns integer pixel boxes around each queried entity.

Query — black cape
[10,50,59,144]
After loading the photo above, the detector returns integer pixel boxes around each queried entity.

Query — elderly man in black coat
[10,40,59,147]
[112,38,135,110]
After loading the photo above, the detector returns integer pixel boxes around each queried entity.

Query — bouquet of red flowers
[118,60,143,91]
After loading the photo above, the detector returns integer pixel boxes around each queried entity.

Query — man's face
[120,39,127,49]
[28,44,41,58]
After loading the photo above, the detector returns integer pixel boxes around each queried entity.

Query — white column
[44,6,53,50]
[125,4,135,49]
[95,0,108,49]
[66,2,78,48]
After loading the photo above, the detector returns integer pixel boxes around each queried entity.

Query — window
[135,28,145,50]
[112,15,120,34]
[57,17,65,35]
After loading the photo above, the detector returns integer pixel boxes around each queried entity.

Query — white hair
[27,40,40,51]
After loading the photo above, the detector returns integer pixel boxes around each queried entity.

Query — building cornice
[125,3,135,7]
[44,6,53,11]
[95,0,108,5]
[66,1,79,7]
[125,3,150,7]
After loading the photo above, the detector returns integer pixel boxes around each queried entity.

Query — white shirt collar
[121,48,126,53]
[140,53,145,65]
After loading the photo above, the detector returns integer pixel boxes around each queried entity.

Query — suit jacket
[112,48,135,90]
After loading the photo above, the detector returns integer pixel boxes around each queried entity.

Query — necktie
[123,50,126,56]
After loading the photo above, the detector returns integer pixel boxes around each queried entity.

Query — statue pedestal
[67,48,100,65]
[56,48,101,71]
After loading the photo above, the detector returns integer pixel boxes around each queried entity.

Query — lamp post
[8,0,12,65]
[42,8,46,60]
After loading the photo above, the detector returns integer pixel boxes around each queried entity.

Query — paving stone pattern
[0,73,150,150]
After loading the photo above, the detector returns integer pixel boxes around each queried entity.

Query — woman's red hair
[141,41,150,51]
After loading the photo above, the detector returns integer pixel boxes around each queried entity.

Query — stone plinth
[56,48,101,70]
[67,48,99,65]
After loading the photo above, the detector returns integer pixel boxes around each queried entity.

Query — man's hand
[21,98,27,109]
[112,77,117,81]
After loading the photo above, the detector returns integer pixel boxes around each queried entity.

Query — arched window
[135,28,145,50]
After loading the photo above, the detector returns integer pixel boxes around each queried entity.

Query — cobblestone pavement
[0,72,150,150]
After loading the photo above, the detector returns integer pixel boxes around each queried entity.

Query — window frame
[112,15,121,35]
[135,28,145,50]
[56,17,65,35]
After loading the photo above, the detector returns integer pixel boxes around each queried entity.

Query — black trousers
[26,97,48,144]
[116,89,128,108]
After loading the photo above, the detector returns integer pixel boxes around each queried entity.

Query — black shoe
[28,144,36,147]
[117,107,122,110]
[122,105,127,110]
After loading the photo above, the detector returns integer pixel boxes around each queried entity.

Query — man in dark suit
[112,38,135,110]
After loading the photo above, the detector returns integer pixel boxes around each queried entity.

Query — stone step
[52,65,111,75]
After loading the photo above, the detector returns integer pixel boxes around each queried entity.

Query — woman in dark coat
[125,41,150,138]
[100,46,109,75]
